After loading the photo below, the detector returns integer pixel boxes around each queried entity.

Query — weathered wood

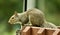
[37,28,45,35]
[53,30,60,35]
[19,26,60,35]
[31,27,40,35]
[45,29,55,35]
[21,26,31,35]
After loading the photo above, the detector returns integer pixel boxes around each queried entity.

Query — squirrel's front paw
[24,24,32,26]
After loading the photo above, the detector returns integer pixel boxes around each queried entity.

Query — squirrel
[8,8,57,29]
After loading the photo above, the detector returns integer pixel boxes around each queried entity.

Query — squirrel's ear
[14,11,18,16]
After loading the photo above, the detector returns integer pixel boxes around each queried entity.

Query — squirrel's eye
[12,17,14,19]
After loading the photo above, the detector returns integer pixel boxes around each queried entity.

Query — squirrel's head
[8,11,22,24]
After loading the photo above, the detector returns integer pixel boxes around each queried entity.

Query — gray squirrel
[8,8,57,29]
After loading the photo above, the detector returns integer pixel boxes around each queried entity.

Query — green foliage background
[0,0,23,35]
[0,0,60,35]
[36,0,60,26]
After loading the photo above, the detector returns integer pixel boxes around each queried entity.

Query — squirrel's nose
[8,21,11,24]
[8,21,12,24]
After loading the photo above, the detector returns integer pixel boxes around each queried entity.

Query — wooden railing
[20,26,60,35]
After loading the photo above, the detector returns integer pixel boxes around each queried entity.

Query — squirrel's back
[25,8,45,26]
